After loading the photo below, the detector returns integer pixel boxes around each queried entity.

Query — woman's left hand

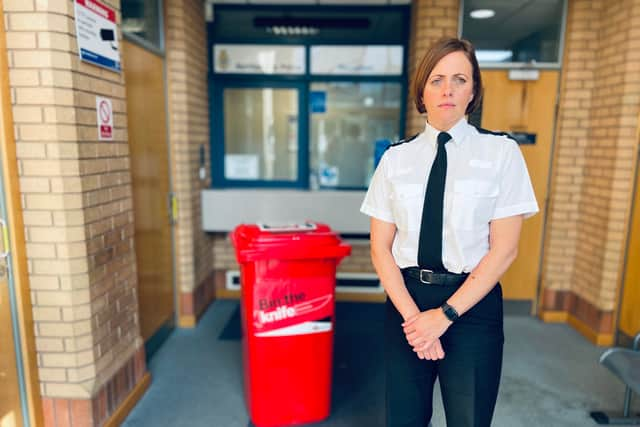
[402,308,452,353]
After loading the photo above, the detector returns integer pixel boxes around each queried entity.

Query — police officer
[360,37,539,427]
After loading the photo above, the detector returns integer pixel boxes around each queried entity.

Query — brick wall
[165,0,215,324]
[405,0,459,136]
[541,0,640,341]
[4,0,146,424]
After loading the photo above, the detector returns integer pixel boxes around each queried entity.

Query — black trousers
[385,273,504,427]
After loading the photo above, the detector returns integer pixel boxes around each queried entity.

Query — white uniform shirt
[360,118,539,273]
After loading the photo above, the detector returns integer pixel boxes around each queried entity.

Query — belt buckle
[419,269,433,284]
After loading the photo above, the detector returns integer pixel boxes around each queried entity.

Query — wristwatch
[441,302,459,322]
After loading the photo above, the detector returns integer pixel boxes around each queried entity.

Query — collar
[423,118,470,147]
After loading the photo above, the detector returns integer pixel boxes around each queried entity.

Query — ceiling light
[470,9,495,19]
[476,49,512,62]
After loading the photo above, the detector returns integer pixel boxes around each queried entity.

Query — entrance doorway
[480,70,559,308]
[123,40,175,358]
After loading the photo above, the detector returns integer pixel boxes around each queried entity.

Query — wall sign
[310,91,326,114]
[96,96,113,141]
[74,0,121,72]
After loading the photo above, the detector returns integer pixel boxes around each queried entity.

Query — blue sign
[310,91,326,113]
[374,139,391,169]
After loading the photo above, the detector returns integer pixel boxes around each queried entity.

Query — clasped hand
[402,308,452,360]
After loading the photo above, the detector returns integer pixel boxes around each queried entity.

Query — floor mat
[218,304,242,340]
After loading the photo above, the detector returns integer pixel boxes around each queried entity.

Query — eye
[454,76,467,84]
[430,78,441,86]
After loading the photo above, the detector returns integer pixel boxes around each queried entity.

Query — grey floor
[123,299,639,427]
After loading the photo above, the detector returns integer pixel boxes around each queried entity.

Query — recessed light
[470,9,495,19]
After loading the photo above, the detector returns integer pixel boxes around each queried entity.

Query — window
[309,82,401,189]
[223,88,299,182]
[214,45,305,75]
[122,0,163,51]
[209,6,410,190]
[461,0,566,67]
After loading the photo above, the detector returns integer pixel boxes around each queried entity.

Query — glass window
[309,82,402,190]
[311,46,403,76]
[461,0,565,65]
[223,88,299,182]
[214,44,305,75]
[122,0,163,50]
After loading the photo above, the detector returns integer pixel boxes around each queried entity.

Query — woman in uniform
[360,37,539,427]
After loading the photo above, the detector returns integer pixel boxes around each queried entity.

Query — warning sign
[74,0,121,72]
[96,96,113,141]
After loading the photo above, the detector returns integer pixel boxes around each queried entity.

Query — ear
[469,93,474,102]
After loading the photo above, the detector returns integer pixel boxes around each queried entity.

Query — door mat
[218,303,242,340]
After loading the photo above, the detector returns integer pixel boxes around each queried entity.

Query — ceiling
[462,0,564,51]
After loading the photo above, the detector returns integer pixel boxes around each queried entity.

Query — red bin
[231,222,351,427]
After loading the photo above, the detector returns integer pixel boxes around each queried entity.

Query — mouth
[438,103,455,108]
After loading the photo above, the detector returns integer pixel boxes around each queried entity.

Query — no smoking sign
[96,96,113,140]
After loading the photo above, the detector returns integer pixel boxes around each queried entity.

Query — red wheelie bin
[231,222,351,427]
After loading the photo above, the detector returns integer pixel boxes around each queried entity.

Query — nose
[442,79,453,97]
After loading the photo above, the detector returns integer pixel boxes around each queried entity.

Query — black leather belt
[401,267,469,287]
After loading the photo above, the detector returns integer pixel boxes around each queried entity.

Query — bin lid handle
[257,222,317,232]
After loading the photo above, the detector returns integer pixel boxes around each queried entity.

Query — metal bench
[590,332,640,425]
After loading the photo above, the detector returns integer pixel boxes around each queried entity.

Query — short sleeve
[360,153,395,223]
[493,140,539,220]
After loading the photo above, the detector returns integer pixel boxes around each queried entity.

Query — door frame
[0,1,43,425]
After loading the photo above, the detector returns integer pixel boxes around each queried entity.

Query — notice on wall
[225,154,259,180]
[74,0,121,72]
[96,96,113,141]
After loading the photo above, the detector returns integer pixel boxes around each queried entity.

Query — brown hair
[412,37,483,115]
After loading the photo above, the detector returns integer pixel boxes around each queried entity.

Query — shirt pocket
[450,179,498,231]
[390,183,424,231]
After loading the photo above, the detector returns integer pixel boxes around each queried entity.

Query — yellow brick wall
[542,0,640,313]
[165,0,214,296]
[405,0,459,136]
[4,0,141,399]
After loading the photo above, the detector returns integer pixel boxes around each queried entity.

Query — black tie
[417,131,451,271]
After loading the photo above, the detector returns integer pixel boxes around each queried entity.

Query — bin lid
[231,222,350,261]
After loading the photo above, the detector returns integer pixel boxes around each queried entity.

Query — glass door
[0,160,26,426]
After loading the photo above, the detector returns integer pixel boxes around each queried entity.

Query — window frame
[458,0,568,70]
[210,79,309,189]
[122,0,165,55]
[208,5,410,190]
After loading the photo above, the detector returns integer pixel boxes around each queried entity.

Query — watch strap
[441,302,459,322]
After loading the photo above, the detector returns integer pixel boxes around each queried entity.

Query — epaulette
[472,125,517,143]
[385,133,419,151]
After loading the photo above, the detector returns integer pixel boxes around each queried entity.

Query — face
[422,51,474,131]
